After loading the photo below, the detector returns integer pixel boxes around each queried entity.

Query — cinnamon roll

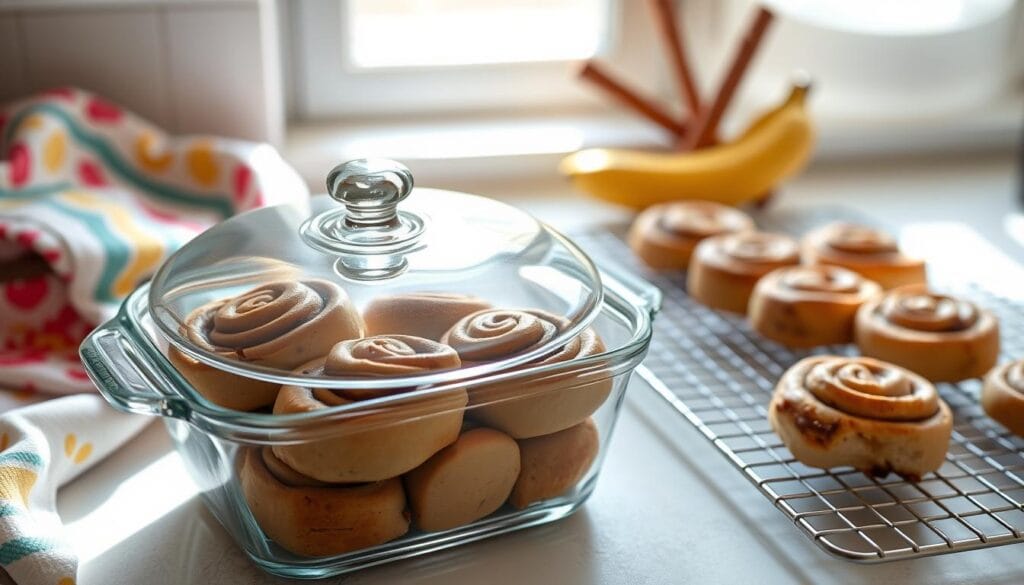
[363,292,491,341]
[510,418,599,510]
[239,447,408,557]
[404,428,520,532]
[168,346,280,411]
[627,201,755,270]
[273,335,467,482]
[180,279,364,369]
[981,360,1024,437]
[855,286,999,382]
[802,222,926,290]
[687,231,800,314]
[748,265,882,348]
[769,356,953,480]
[442,309,612,438]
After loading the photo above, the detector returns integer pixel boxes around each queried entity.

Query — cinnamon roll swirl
[855,286,999,382]
[363,292,491,341]
[981,360,1024,437]
[802,222,926,290]
[627,201,755,270]
[442,309,611,438]
[273,335,467,482]
[687,231,801,314]
[239,447,408,557]
[748,265,882,348]
[170,279,363,410]
[769,356,953,480]
[181,279,364,369]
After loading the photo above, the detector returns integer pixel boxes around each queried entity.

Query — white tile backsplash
[0,0,281,144]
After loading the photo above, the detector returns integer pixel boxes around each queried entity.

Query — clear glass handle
[327,158,414,228]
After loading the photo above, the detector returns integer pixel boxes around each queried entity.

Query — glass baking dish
[79,159,660,579]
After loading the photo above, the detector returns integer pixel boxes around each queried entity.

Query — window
[290,0,661,119]
[346,0,611,69]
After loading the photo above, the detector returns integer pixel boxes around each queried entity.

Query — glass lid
[148,158,604,388]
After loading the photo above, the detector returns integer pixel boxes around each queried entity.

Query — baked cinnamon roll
[855,287,999,382]
[982,360,1024,437]
[769,356,953,480]
[802,222,926,290]
[627,201,755,270]
[748,265,882,348]
[687,231,800,314]
[510,418,599,509]
[442,309,611,438]
[239,447,408,557]
[180,279,364,369]
[404,428,520,532]
[273,335,467,483]
[363,292,491,341]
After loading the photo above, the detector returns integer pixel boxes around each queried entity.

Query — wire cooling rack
[573,210,1024,563]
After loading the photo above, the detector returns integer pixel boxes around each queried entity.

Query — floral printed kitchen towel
[0,87,308,406]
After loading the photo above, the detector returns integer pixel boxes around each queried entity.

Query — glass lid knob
[301,158,426,266]
[327,158,414,228]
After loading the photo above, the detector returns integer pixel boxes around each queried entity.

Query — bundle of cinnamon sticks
[579,1,775,151]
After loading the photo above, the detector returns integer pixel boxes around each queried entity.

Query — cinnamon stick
[683,6,775,150]
[578,61,687,138]
[648,0,702,118]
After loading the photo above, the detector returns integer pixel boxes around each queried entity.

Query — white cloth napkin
[0,395,149,585]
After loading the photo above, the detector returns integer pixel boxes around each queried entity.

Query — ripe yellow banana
[559,80,815,209]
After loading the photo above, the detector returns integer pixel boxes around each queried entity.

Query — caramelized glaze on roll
[442,309,611,438]
[768,356,953,480]
[627,201,755,270]
[855,286,999,382]
[981,360,1024,437]
[687,231,800,314]
[748,265,882,347]
[802,222,926,290]
[272,335,467,483]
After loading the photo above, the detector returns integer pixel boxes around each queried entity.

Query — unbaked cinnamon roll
[273,335,467,483]
[855,286,999,382]
[802,222,926,290]
[239,447,408,557]
[181,279,364,369]
[982,360,1024,437]
[769,356,953,480]
[442,309,611,438]
[404,428,520,532]
[168,347,280,411]
[363,292,491,341]
[627,201,755,270]
[510,418,599,509]
[748,265,882,348]
[687,231,800,314]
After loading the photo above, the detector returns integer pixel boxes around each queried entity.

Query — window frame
[289,0,669,120]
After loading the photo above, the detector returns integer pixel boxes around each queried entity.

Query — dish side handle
[79,322,190,420]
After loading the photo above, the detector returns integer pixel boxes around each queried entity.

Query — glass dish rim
[85,268,655,441]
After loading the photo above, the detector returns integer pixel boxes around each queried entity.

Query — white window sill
[283,90,1023,193]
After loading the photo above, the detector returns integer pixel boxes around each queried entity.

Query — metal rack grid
[574,216,1024,563]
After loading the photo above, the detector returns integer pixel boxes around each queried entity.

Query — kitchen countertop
[61,151,1023,585]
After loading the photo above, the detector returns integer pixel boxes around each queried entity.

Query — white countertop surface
[61,152,1024,585]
